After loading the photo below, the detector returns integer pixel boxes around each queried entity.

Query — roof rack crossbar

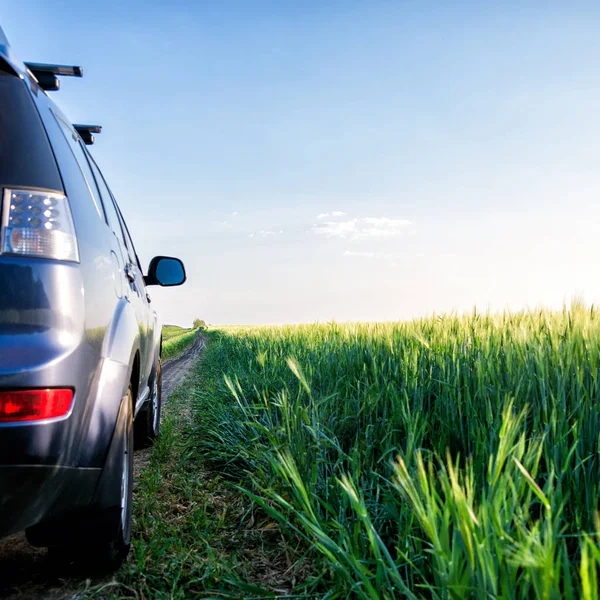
[24,62,83,77]
[73,124,102,146]
[24,62,83,92]
[73,124,102,134]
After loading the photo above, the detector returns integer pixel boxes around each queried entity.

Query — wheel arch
[129,350,140,413]
[73,300,142,468]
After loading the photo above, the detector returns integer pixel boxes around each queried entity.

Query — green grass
[162,327,198,360]
[79,351,298,599]
[162,325,192,341]
[191,304,600,599]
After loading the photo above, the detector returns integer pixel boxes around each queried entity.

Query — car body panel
[0,259,84,372]
[0,465,100,538]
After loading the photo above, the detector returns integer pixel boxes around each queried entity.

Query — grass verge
[162,328,198,361]
[79,340,306,600]
[162,325,192,341]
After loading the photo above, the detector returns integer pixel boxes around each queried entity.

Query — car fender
[150,309,162,376]
[100,297,141,369]
[74,298,140,467]
[92,389,131,513]
[153,309,162,357]
[140,310,162,405]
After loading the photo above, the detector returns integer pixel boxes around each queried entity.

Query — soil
[0,334,205,600]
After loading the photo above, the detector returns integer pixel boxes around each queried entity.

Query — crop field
[189,305,600,599]
[162,325,198,360]
[163,324,191,340]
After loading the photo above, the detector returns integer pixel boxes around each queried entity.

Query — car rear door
[114,199,154,386]
[85,157,152,397]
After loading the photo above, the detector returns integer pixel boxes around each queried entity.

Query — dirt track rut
[161,332,205,399]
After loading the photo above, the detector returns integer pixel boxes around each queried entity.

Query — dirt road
[0,334,205,600]
[162,332,205,399]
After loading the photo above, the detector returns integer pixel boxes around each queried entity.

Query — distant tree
[193,319,206,330]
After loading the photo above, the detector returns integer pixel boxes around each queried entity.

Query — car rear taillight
[1,189,79,262]
[0,389,73,423]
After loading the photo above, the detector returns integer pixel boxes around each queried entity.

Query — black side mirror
[145,256,186,287]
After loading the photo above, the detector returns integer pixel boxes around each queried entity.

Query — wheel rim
[152,377,159,432]
[120,444,129,531]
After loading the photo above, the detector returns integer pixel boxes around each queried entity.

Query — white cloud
[249,230,285,239]
[313,217,413,240]
[316,211,346,219]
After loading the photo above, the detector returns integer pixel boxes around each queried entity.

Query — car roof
[0,25,94,144]
[0,25,9,49]
[0,26,23,77]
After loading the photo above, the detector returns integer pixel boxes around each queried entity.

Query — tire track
[161,332,205,399]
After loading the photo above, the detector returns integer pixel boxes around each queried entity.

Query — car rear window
[0,72,63,192]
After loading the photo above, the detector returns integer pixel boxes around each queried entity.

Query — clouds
[313,217,414,240]
[212,220,231,227]
[214,208,414,249]
[316,211,346,219]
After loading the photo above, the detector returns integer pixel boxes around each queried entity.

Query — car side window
[114,202,143,272]
[85,153,128,251]
[85,155,140,269]
[52,114,105,221]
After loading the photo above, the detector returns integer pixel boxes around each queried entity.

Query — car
[0,26,186,570]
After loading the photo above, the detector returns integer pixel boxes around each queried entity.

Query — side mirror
[145,256,186,287]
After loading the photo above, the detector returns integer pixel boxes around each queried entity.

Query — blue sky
[3,1,600,325]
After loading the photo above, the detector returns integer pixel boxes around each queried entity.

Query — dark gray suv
[0,27,185,569]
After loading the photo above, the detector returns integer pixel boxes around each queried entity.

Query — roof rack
[73,124,102,146]
[24,62,83,92]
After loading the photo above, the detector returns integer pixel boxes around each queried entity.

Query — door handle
[124,265,135,283]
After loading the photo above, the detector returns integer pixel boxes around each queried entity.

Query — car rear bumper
[0,464,100,537]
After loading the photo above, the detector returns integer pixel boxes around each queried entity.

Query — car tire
[134,358,162,448]
[94,387,134,570]
[41,389,134,573]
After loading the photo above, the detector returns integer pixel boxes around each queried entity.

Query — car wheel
[134,358,162,448]
[88,387,134,570]
[42,389,134,573]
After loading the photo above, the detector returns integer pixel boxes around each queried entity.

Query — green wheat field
[189,303,600,599]
[161,325,198,360]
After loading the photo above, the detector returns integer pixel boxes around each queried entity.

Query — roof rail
[74,124,102,146]
[0,26,9,49]
[24,62,83,92]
